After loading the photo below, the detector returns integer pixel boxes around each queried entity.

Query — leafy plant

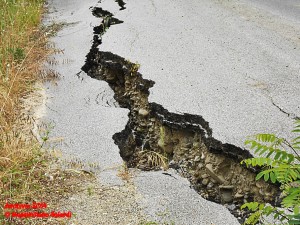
[241,119,300,224]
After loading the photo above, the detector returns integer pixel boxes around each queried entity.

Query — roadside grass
[0,1,93,224]
[0,0,46,207]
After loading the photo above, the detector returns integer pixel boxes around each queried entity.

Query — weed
[87,186,94,196]
[117,162,132,182]
[125,59,140,76]
[140,222,159,225]
[8,47,25,62]
[41,21,66,37]
[139,220,175,225]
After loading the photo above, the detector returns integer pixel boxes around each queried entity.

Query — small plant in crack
[126,60,140,76]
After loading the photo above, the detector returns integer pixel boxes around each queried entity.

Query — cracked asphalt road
[43,0,299,224]
[99,0,300,149]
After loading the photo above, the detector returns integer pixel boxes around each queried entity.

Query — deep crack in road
[82,3,283,222]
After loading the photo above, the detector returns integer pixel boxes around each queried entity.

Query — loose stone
[219,185,234,189]
[198,163,204,169]
[201,173,209,179]
[227,204,236,211]
[221,191,233,203]
[205,164,225,184]
[193,142,200,148]
[201,153,205,160]
[194,156,201,162]
[207,182,214,189]
[202,178,209,186]
[138,108,149,117]
[234,193,244,198]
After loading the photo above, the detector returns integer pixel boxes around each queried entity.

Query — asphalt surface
[245,0,300,22]
[43,0,299,224]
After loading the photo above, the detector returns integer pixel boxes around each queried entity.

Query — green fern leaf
[244,211,261,225]
[241,157,273,168]
[254,145,263,154]
[288,220,300,225]
[270,172,277,183]
[266,148,275,157]
[256,171,265,180]
[274,151,281,160]
[282,188,300,208]
[293,137,300,142]
[263,205,276,216]
[259,146,269,155]
[288,155,295,163]
[241,202,259,211]
[274,212,280,219]
[264,172,270,181]
[288,213,300,224]
[255,133,277,143]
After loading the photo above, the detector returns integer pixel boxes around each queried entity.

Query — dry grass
[0,0,86,224]
[117,163,133,182]
[140,150,169,170]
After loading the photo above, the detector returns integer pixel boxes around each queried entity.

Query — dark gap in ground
[115,0,126,10]
[82,6,281,224]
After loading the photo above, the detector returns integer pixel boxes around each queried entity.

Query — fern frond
[241,203,288,225]
[282,188,300,208]
[293,139,300,151]
[293,120,300,133]
[291,120,300,153]
[256,169,276,183]
[294,137,300,142]
[262,205,277,216]
[241,157,274,168]
[245,140,295,163]
[287,213,300,225]
[254,133,284,146]
[244,211,261,225]
[255,165,300,184]
[241,202,261,211]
